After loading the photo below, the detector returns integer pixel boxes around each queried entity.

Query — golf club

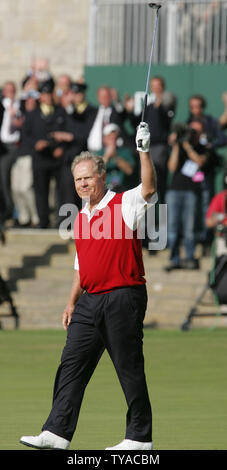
[138,2,162,148]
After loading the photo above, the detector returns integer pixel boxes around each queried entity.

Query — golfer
[20,122,157,450]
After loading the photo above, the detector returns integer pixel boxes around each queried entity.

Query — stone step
[16,278,71,292]
[0,229,225,330]
[5,229,66,244]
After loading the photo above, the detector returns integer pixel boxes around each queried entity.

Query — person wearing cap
[68,81,97,139]
[20,122,157,450]
[96,123,136,192]
[22,79,66,228]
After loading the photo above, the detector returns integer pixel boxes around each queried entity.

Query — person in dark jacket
[188,95,227,150]
[87,85,128,153]
[22,80,66,228]
[125,76,177,203]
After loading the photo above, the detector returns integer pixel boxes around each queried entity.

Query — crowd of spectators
[0,58,227,270]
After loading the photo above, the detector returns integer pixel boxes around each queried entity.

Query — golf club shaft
[138,6,161,147]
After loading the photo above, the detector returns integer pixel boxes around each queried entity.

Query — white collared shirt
[0,98,20,144]
[87,106,112,152]
[74,184,157,270]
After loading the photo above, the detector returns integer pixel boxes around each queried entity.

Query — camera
[171,123,197,145]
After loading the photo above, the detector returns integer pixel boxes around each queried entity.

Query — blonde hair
[71,151,106,176]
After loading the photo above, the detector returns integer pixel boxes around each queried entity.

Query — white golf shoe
[105,439,153,450]
[20,430,70,450]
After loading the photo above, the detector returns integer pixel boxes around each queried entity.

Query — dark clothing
[87,104,132,149]
[169,143,208,194]
[75,103,122,142]
[63,113,87,165]
[71,103,98,140]
[128,100,175,145]
[32,154,62,227]
[0,143,18,219]
[129,101,175,203]
[59,113,87,210]
[42,285,152,443]
[145,103,173,145]
[187,114,227,150]
[0,101,20,219]
[22,104,66,151]
[22,104,66,227]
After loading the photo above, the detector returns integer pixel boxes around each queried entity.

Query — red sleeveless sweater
[74,192,146,294]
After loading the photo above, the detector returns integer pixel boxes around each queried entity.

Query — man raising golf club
[20,122,157,450]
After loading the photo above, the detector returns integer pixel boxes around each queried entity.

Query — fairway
[0,328,227,450]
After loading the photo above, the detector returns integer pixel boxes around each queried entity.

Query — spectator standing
[53,90,88,211]
[53,74,72,106]
[22,80,66,228]
[125,76,177,204]
[87,85,124,153]
[0,81,22,221]
[187,95,227,246]
[165,121,210,271]
[68,82,97,141]
[188,95,227,149]
[11,93,39,227]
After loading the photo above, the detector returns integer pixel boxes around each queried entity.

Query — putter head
[148,3,162,10]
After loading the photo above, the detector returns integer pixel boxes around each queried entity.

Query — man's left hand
[136,122,150,153]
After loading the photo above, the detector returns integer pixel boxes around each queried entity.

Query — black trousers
[32,153,63,228]
[42,285,152,442]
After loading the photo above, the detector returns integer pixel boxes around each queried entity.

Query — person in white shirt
[0,81,22,220]
[87,86,123,152]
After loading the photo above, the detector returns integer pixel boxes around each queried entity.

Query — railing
[87,0,227,65]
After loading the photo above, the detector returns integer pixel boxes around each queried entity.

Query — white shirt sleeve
[122,184,158,231]
[74,252,79,271]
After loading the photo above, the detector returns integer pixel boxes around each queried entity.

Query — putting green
[0,328,226,450]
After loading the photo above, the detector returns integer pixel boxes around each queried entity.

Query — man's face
[73,160,106,203]
[189,99,203,117]
[57,75,71,91]
[73,91,85,105]
[150,78,163,95]
[3,83,16,100]
[97,88,111,107]
[39,92,53,106]
[103,131,117,147]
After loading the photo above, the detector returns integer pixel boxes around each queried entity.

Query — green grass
[0,328,227,450]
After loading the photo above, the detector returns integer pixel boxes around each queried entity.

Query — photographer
[165,119,210,271]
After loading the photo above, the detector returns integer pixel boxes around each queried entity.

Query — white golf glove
[136,122,150,153]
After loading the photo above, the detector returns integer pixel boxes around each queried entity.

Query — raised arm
[136,122,157,201]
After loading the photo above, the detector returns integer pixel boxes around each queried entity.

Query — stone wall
[0,0,89,89]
